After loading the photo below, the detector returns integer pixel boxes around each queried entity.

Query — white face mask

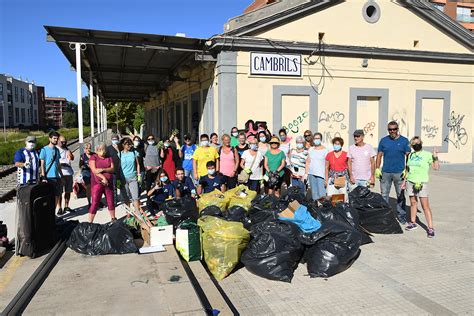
[296,143,304,149]
[133,141,140,147]
[147,140,154,145]
[26,143,36,150]
[232,132,238,137]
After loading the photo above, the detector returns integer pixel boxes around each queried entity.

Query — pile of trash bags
[67,184,403,283]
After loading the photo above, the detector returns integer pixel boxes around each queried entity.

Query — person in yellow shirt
[192,134,220,180]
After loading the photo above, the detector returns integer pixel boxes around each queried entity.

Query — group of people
[14,119,439,237]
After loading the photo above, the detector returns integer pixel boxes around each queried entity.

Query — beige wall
[256,0,472,54]
[234,51,473,163]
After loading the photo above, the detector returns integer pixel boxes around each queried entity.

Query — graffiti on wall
[317,110,347,143]
[391,109,409,138]
[444,111,468,149]
[422,123,439,139]
[282,111,309,134]
[362,121,376,139]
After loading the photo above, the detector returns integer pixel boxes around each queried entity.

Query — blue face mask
[314,139,322,146]
[208,169,216,175]
[250,144,258,151]
[259,137,266,143]
[164,143,170,148]
[160,176,168,182]
[112,140,119,145]
[201,140,209,147]
[280,135,286,142]
[333,145,342,152]
[296,143,304,149]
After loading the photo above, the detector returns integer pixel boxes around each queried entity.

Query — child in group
[147,169,175,211]
[197,161,226,194]
[172,167,197,198]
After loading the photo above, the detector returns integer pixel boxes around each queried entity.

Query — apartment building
[44,97,67,127]
[0,74,41,128]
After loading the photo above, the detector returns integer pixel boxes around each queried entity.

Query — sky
[0,0,249,101]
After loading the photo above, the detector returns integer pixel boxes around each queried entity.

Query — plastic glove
[375,168,382,179]
[244,167,252,174]
[137,174,142,183]
[414,183,423,191]
[24,161,31,168]
[401,169,407,179]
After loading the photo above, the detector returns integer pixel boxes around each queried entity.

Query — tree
[133,105,144,132]
[106,102,144,134]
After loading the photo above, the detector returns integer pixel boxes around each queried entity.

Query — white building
[0,74,40,128]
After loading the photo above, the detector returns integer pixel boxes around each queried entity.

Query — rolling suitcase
[16,182,56,257]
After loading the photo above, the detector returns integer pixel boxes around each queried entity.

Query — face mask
[26,143,36,150]
[112,140,119,145]
[61,141,67,146]
[97,150,105,157]
[280,135,286,142]
[207,169,216,175]
[296,143,304,149]
[259,137,266,143]
[164,143,170,148]
[250,144,258,151]
[232,132,238,137]
[147,140,154,145]
[133,141,140,147]
[412,143,422,151]
[314,139,322,146]
[160,176,168,182]
[333,145,342,152]
[201,140,209,147]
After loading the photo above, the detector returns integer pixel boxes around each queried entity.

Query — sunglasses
[354,135,362,138]
[304,135,311,137]
[388,128,399,132]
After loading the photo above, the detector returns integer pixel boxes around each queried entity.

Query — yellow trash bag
[198,216,250,280]
[198,189,230,212]
[225,185,257,211]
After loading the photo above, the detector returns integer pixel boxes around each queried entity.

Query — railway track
[0,139,81,203]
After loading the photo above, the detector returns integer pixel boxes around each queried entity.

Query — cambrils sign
[250,52,301,77]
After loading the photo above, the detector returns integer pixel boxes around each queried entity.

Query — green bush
[0,127,92,165]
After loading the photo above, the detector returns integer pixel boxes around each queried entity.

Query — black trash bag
[223,206,252,229]
[284,186,308,204]
[160,196,198,229]
[241,220,304,283]
[304,221,362,278]
[67,221,138,255]
[200,205,223,218]
[349,186,402,234]
[307,201,372,245]
[267,171,281,188]
[248,195,284,226]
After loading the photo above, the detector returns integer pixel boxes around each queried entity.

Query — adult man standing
[376,121,411,224]
[106,134,128,205]
[14,136,40,186]
[348,129,376,189]
[57,136,75,213]
[39,131,63,214]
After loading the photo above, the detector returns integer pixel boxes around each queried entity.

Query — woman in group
[306,132,329,201]
[79,142,93,207]
[144,134,161,191]
[289,136,308,191]
[235,132,249,175]
[160,138,176,181]
[218,134,239,190]
[264,136,286,197]
[303,130,314,150]
[147,169,175,211]
[133,135,146,190]
[257,131,269,156]
[325,137,352,201]
[120,138,142,212]
[240,137,264,193]
[402,137,439,238]
[210,133,220,149]
[278,128,292,187]
[88,143,116,223]
[230,127,240,147]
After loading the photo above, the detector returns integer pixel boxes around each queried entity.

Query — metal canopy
[45,26,208,102]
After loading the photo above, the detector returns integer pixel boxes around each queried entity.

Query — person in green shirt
[264,136,286,197]
[402,136,439,238]
[230,127,239,147]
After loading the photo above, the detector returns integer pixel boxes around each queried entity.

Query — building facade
[0,74,40,128]
[44,97,67,127]
[430,0,474,31]
[143,0,473,164]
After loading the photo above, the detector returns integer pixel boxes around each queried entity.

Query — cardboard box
[150,225,174,246]
[279,200,301,219]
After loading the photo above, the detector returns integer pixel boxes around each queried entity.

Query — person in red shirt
[325,137,352,201]
[160,138,177,181]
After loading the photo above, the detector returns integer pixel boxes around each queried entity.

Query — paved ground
[218,168,474,315]
[1,153,472,314]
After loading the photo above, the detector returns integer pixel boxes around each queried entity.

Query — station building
[47,0,473,163]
